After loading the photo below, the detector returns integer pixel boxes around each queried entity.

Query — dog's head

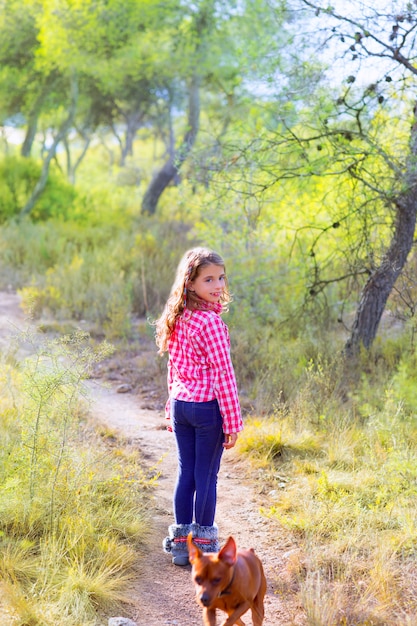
[187,533,237,608]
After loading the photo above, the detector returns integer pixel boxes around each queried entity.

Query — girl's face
[188,263,226,304]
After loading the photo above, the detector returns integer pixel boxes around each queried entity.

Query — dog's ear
[218,536,237,566]
[187,532,202,563]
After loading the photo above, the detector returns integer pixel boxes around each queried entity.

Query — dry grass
[238,355,417,625]
[0,336,153,625]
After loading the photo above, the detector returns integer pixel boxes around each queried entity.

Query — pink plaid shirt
[166,309,243,434]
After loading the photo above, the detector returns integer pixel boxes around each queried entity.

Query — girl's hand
[223,433,238,449]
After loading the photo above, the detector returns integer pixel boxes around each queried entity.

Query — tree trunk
[345,103,417,354]
[119,112,142,167]
[20,73,78,218]
[21,74,56,158]
[21,105,41,158]
[66,126,91,184]
[141,74,200,214]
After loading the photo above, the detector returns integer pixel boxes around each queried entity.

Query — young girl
[155,247,243,566]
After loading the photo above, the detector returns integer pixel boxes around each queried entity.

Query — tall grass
[237,343,417,625]
[0,215,194,336]
[0,332,154,625]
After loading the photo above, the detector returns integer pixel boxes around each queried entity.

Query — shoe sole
[172,556,189,566]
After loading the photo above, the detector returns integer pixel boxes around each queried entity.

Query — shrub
[0,156,77,222]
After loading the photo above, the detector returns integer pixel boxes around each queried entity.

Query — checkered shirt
[166,309,243,434]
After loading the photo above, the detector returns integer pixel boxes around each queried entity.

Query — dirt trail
[0,292,306,626]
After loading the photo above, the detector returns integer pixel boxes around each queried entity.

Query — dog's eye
[212,578,222,586]
[195,576,203,585]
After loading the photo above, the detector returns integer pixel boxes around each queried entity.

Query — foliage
[0,211,195,337]
[0,156,77,222]
[0,0,43,120]
[0,332,153,625]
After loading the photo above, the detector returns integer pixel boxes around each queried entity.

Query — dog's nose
[200,593,211,607]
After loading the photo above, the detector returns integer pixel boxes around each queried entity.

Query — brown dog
[187,532,267,626]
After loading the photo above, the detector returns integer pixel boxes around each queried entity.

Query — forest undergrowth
[1,213,417,625]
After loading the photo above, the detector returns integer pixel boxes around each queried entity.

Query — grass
[237,351,417,625]
[0,214,194,334]
[0,332,154,626]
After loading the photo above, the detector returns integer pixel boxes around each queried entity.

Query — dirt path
[0,292,306,626]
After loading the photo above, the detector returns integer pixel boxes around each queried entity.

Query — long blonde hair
[155,247,231,353]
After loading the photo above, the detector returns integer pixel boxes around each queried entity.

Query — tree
[35,0,184,172]
[294,0,417,354]
[210,1,417,355]
[141,0,289,214]
[20,72,78,217]
[0,0,63,158]
[141,0,218,214]
[0,0,178,209]
[141,73,201,214]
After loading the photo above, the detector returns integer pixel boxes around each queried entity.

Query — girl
[155,247,243,566]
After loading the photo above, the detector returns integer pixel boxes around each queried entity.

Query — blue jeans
[171,399,224,526]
